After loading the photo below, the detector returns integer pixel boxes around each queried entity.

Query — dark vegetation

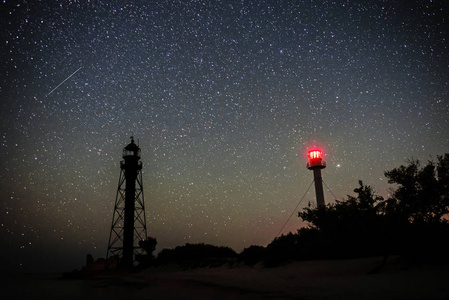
[136,240,238,269]
[157,243,238,268]
[263,154,449,267]
[123,154,449,270]
[136,236,158,266]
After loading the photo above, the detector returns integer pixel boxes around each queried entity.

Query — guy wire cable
[322,180,338,200]
[276,179,314,238]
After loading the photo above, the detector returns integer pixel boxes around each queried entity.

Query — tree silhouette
[383,154,449,224]
[135,236,157,267]
[379,154,449,260]
[297,180,386,259]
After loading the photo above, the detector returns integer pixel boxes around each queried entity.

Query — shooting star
[46,66,83,97]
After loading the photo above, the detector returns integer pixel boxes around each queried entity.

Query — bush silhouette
[239,245,266,266]
[136,237,157,267]
[157,243,237,268]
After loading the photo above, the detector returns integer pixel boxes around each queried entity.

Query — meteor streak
[46,67,82,96]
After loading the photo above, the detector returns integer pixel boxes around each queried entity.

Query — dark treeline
[260,153,449,267]
[157,243,238,268]
[138,154,449,269]
[135,240,238,269]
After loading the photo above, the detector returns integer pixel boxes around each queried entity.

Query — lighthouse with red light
[307,149,326,207]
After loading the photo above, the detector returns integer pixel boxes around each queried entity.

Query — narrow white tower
[307,149,326,207]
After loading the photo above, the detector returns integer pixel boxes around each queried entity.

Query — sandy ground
[3,256,449,300]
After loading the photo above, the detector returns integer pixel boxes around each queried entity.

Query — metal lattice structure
[106,138,147,268]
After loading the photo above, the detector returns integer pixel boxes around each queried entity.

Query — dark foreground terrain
[3,256,449,300]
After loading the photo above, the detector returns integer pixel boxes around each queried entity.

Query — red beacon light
[307,149,326,170]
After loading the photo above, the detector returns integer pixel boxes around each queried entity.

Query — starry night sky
[1,0,448,273]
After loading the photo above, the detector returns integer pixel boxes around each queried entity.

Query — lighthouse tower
[106,137,147,267]
[307,149,326,208]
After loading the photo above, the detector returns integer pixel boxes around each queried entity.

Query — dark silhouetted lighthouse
[307,149,326,207]
[106,137,147,267]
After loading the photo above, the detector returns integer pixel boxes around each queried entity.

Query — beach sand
[3,256,449,300]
